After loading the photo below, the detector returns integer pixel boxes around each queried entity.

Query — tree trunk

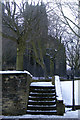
[43,66,47,78]
[16,46,24,71]
[50,59,54,76]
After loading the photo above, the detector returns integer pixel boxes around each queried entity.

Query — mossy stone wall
[2,73,32,116]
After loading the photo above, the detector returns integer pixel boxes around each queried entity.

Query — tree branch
[2,33,16,42]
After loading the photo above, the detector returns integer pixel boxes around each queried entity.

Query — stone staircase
[26,82,57,115]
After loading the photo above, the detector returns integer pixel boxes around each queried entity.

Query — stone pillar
[56,100,65,116]
[52,76,55,85]
[2,73,32,116]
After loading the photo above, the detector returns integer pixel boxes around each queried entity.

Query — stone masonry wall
[2,73,32,116]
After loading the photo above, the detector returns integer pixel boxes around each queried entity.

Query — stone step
[28,101,56,105]
[26,110,57,115]
[28,96,56,101]
[32,79,52,82]
[30,86,55,89]
[27,83,57,115]
[29,89,55,93]
[27,106,56,110]
[29,93,56,97]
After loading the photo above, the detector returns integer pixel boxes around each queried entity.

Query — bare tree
[2,1,48,71]
[46,0,80,70]
[2,0,67,76]
[57,0,80,70]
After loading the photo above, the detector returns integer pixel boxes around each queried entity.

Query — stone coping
[54,76,63,101]
[0,70,33,77]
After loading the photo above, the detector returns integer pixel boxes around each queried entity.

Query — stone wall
[2,73,32,116]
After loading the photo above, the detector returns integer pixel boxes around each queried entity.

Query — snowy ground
[61,80,78,105]
[1,80,80,119]
[0,110,79,119]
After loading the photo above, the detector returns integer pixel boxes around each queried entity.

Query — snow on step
[29,100,56,102]
[28,105,56,107]
[30,82,54,86]
[26,110,57,115]
[27,110,57,112]
[29,96,56,98]
[29,92,55,94]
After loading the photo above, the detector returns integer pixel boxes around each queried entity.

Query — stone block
[56,100,65,115]
[2,73,32,115]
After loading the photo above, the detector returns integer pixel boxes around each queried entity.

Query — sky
[15,0,78,22]
[16,0,78,19]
